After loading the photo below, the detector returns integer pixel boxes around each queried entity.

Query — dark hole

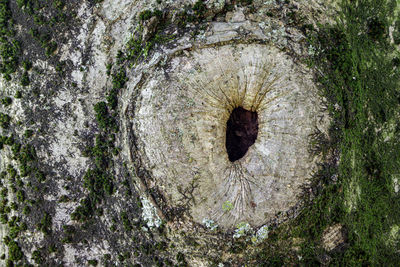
[225,107,258,162]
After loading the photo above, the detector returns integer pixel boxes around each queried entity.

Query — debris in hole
[226,107,258,162]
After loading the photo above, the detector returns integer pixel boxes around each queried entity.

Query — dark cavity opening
[225,107,259,162]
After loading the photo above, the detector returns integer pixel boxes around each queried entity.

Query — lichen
[141,196,162,228]
[202,218,218,231]
[233,222,253,239]
[221,201,233,212]
[251,225,269,244]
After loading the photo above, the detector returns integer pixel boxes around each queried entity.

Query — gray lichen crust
[131,43,329,228]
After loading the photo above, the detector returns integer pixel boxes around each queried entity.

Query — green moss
[290,0,400,265]
[7,240,23,262]
[61,236,73,244]
[83,168,114,197]
[32,250,43,264]
[0,0,12,30]
[111,68,127,90]
[63,224,75,235]
[125,37,142,62]
[22,60,32,71]
[22,205,30,215]
[35,171,45,183]
[88,259,98,266]
[0,187,7,198]
[106,63,112,76]
[7,165,17,179]
[11,143,21,156]
[48,245,57,253]
[3,238,12,246]
[120,211,132,232]
[1,97,12,106]
[237,0,253,6]
[58,195,70,202]
[55,60,65,73]
[367,17,386,40]
[93,102,116,130]
[38,212,52,235]
[52,0,65,10]
[33,14,45,25]
[176,252,187,265]
[71,197,93,222]
[193,0,206,18]
[15,179,23,188]
[15,190,24,202]
[139,10,153,21]
[106,68,126,110]
[10,202,17,210]
[13,144,36,177]
[14,91,21,99]
[0,39,20,78]
[20,222,27,231]
[0,113,11,128]
[20,71,29,86]
[4,135,14,145]
[23,129,33,138]
[9,226,20,238]
[0,214,8,223]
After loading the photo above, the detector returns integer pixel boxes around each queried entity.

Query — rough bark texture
[0,0,339,265]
